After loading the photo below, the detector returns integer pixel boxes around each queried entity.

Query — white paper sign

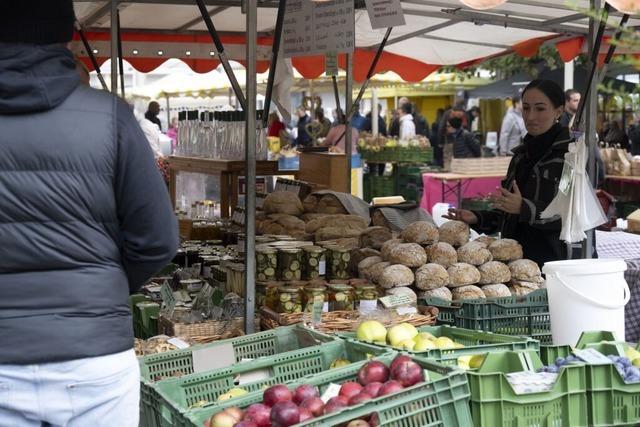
[283,0,355,58]
[574,348,612,365]
[325,52,338,76]
[238,368,272,385]
[167,337,190,349]
[365,0,406,29]
[192,342,235,374]
[321,383,342,403]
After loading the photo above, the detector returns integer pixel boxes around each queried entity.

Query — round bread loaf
[438,220,470,247]
[447,263,481,288]
[388,243,427,268]
[358,256,383,279]
[366,261,391,284]
[379,264,415,288]
[415,263,449,290]
[360,226,393,250]
[425,242,457,268]
[380,238,404,260]
[263,191,303,216]
[508,284,535,297]
[509,279,540,290]
[457,241,493,266]
[401,221,439,245]
[474,235,496,247]
[386,286,418,303]
[478,261,512,285]
[481,283,512,298]
[508,259,542,281]
[488,239,523,262]
[349,248,381,275]
[419,287,452,302]
[451,285,485,300]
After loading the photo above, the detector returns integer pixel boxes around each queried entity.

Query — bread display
[316,226,364,242]
[425,242,457,268]
[385,286,418,303]
[478,261,512,285]
[349,248,381,274]
[489,239,523,262]
[357,256,383,279]
[379,264,415,288]
[481,283,512,298]
[317,194,349,214]
[401,221,439,245]
[438,220,470,247]
[419,286,452,301]
[474,235,496,247]
[303,194,319,213]
[371,210,391,229]
[306,215,369,234]
[508,259,542,281]
[415,263,449,290]
[263,191,304,216]
[452,285,486,300]
[380,238,404,260]
[457,241,493,266]
[388,243,427,268]
[447,263,481,288]
[360,226,393,250]
[366,261,391,284]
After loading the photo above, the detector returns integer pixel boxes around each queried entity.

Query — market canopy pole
[345,52,353,193]
[76,24,109,91]
[261,0,286,127]
[332,76,343,120]
[195,0,247,111]
[117,10,125,98]
[110,0,118,95]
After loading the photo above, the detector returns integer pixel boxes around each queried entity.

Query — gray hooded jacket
[0,44,179,364]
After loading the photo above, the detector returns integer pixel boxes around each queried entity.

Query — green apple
[413,336,436,352]
[414,332,435,341]
[356,320,387,343]
[387,323,418,347]
[330,358,351,369]
[399,339,416,351]
[433,336,455,349]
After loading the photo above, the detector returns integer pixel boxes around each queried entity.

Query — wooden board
[297,152,350,193]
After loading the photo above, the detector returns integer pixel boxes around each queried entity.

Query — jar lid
[286,280,307,288]
[256,247,278,254]
[281,286,301,293]
[329,284,353,291]
[280,247,302,254]
[303,246,325,253]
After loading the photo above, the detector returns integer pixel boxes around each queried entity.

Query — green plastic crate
[461,197,492,211]
[396,146,433,163]
[423,297,461,326]
[139,325,336,427]
[153,339,389,427]
[364,174,396,201]
[468,350,588,427]
[186,353,473,427]
[540,331,640,426]
[339,325,539,365]
[129,294,152,338]
[136,302,160,339]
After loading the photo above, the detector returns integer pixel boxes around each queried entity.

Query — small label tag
[192,342,235,373]
[574,348,612,365]
[321,383,342,403]
[323,302,329,313]
[325,52,338,76]
[238,368,271,385]
[396,306,418,316]
[359,299,378,314]
[559,160,574,195]
[379,294,414,308]
[160,283,176,317]
[167,337,190,349]
[319,260,326,276]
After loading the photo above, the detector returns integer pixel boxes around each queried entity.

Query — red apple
[348,392,373,406]
[224,407,244,422]
[203,419,211,427]
[293,384,320,405]
[233,422,258,427]
[270,401,300,427]
[324,396,348,414]
[370,413,380,427]
[263,384,293,407]
[390,358,424,387]
[243,403,271,427]
[357,361,390,385]
[362,382,383,398]
[298,407,314,423]
[389,355,412,373]
[377,380,404,397]
[300,397,325,417]
[339,382,363,399]
[346,420,371,427]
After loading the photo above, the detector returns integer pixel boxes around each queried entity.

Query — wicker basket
[159,315,246,339]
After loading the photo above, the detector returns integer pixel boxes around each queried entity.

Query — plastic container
[543,259,629,345]
[186,353,473,427]
[468,350,588,427]
[328,283,355,311]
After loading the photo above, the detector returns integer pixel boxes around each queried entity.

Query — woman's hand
[491,182,522,215]
[443,208,478,225]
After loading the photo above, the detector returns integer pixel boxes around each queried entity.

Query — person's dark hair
[401,103,413,115]
[511,95,521,104]
[315,108,325,121]
[565,88,580,102]
[448,117,463,130]
[522,79,565,109]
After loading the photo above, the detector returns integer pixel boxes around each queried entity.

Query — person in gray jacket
[0,2,179,426]
[499,95,527,156]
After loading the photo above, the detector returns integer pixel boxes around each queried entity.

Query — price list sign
[283,0,355,58]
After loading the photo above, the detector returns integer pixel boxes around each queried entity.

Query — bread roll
[358,256,383,279]
[425,242,457,268]
[508,284,535,297]
[452,285,485,300]
[371,210,392,229]
[415,263,449,290]
[508,259,542,281]
[379,264,415,288]
[317,194,348,214]
[349,248,381,275]
[366,261,391,284]
[509,279,540,290]
[303,194,319,213]
[439,220,470,247]
[263,191,303,216]
[306,215,369,234]
[380,238,404,260]
[385,286,418,303]
[360,226,393,250]
[489,239,523,262]
[478,261,512,285]
[388,243,427,268]
[401,221,439,245]
[316,227,363,242]
[419,287,452,302]
[447,263,481,288]
[457,241,493,266]
[481,283,512,298]
[474,235,496,247]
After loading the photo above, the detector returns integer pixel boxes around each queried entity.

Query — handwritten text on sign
[283,0,355,58]
[365,0,405,29]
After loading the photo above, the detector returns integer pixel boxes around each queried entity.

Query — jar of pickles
[256,247,278,281]
[328,284,355,311]
[278,248,302,281]
[303,246,326,280]
[303,284,328,313]
[354,283,379,313]
[278,286,303,314]
[326,246,350,280]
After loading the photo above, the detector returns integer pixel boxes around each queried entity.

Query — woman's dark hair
[401,103,413,115]
[521,79,565,109]
[315,108,325,120]
[448,117,463,130]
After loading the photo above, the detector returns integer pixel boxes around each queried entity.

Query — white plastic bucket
[542,259,630,345]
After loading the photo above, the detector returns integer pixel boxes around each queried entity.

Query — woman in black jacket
[445,80,571,267]
[446,116,481,158]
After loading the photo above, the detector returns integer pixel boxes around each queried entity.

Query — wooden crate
[450,157,511,175]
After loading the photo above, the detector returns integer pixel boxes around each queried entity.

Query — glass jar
[278,248,302,281]
[180,279,203,293]
[328,284,355,311]
[303,246,326,280]
[256,281,283,310]
[256,247,278,281]
[326,246,351,280]
[354,283,379,313]
[278,286,303,314]
[303,285,328,312]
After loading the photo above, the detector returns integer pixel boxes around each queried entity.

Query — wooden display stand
[297,152,349,193]
[168,156,287,218]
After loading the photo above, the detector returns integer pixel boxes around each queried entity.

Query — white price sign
[365,0,406,29]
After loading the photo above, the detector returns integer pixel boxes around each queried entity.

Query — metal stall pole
[110,0,118,95]
[244,0,258,334]
[165,95,171,135]
[345,53,353,194]
[117,10,125,98]
[76,24,109,91]
[372,88,379,136]
[332,76,343,119]
[261,0,287,126]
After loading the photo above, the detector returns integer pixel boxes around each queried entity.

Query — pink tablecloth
[420,173,503,213]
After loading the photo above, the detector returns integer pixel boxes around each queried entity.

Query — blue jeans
[0,349,139,427]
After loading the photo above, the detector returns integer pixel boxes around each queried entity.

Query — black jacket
[472,133,572,267]
[448,128,481,158]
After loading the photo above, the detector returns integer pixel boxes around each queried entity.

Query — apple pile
[356,321,465,352]
[205,355,425,427]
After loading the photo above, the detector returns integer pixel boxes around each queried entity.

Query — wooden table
[168,156,285,217]
[297,152,351,193]
[425,172,505,208]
